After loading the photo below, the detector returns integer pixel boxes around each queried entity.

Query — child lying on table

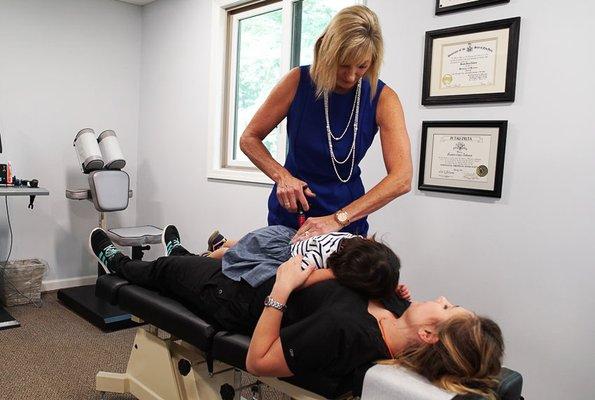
[163,224,411,307]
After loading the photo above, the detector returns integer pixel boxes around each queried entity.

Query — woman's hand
[291,214,342,243]
[274,255,316,293]
[276,174,316,213]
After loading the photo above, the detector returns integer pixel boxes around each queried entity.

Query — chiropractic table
[95,274,524,400]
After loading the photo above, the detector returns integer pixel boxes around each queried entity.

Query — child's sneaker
[88,228,123,274]
[207,230,227,252]
[162,225,182,256]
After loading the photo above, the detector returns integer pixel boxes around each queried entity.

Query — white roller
[362,365,455,400]
[98,130,126,170]
[73,128,104,173]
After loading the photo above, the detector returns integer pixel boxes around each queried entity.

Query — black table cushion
[95,274,130,305]
[497,367,524,400]
[212,332,249,370]
[453,368,523,400]
[118,285,216,352]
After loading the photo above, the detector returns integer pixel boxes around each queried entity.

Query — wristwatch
[334,209,350,227]
[264,296,287,312]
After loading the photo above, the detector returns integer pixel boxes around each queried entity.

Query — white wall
[364,1,595,399]
[137,0,595,399]
[0,0,142,284]
[136,0,273,260]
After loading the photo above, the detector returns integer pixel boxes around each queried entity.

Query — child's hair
[326,236,400,299]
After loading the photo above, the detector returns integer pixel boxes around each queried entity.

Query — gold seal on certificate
[442,74,453,85]
[419,121,508,198]
[476,165,488,177]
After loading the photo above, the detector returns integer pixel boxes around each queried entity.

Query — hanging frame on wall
[418,121,507,198]
[435,0,510,15]
[422,17,521,105]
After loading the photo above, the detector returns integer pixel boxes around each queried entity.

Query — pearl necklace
[324,79,362,183]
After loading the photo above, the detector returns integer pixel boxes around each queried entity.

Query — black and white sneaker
[89,228,122,274]
[162,224,182,256]
[207,230,227,252]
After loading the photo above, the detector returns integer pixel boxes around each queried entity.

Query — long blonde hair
[310,5,384,100]
[385,314,504,400]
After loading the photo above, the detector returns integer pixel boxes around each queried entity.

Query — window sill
[207,167,275,186]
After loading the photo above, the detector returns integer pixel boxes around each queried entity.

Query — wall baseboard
[42,275,97,292]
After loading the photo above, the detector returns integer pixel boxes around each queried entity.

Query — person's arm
[240,67,316,212]
[300,268,335,288]
[246,256,315,377]
[292,86,412,241]
[298,235,335,287]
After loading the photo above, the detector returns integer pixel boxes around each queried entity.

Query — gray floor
[0,291,281,400]
[1,291,135,399]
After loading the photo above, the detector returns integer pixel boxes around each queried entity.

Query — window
[208,0,361,184]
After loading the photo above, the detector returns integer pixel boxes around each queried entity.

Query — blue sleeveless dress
[267,65,385,235]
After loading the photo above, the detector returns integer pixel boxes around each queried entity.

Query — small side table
[0,186,49,330]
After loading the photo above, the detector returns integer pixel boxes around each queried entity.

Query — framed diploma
[436,0,510,15]
[418,121,507,198]
[422,17,520,105]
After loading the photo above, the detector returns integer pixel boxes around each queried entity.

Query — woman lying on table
[90,227,504,400]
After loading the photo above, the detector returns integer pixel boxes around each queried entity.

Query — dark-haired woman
[89,228,504,400]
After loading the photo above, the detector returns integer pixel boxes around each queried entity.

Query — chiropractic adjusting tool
[296,184,310,228]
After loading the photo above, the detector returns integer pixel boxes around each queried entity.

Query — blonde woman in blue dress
[240,5,412,242]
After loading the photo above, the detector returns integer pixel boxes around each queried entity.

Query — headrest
[362,365,523,400]
[88,170,130,212]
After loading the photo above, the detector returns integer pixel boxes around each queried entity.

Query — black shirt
[279,280,390,377]
[381,292,411,318]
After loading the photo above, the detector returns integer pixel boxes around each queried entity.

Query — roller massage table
[95,274,524,400]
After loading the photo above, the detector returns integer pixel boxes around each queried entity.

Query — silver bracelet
[264,295,287,312]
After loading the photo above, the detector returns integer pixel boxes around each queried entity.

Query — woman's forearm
[339,85,412,225]
[238,68,299,184]
[291,171,411,240]
[246,256,309,377]
[246,284,290,371]
[239,134,289,183]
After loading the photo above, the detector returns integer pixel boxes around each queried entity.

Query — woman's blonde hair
[384,314,504,400]
[310,5,384,99]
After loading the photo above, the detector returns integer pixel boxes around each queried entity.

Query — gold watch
[334,209,350,227]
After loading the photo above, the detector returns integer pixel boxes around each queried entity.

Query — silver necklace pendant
[324,79,362,183]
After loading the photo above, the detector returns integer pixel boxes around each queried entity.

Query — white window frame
[207,0,364,185]
[225,2,289,170]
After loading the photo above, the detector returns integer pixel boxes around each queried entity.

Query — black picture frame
[435,0,510,15]
[422,17,520,105]
[418,121,507,198]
